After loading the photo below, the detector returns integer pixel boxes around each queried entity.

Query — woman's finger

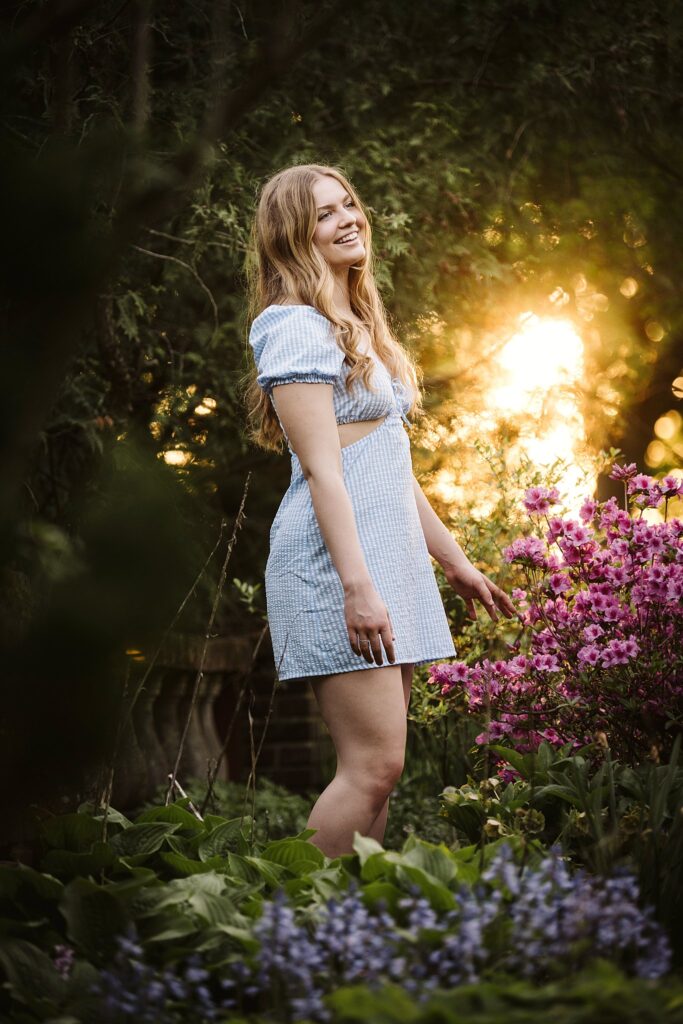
[380,621,396,664]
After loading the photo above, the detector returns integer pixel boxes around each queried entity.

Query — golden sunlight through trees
[429,314,593,516]
[485,314,589,509]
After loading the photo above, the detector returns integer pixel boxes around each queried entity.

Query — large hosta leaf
[41,842,117,880]
[135,803,204,833]
[0,863,63,903]
[0,938,65,1013]
[159,852,226,876]
[60,878,129,960]
[39,814,103,853]
[395,864,456,910]
[399,836,459,886]
[109,822,181,857]
[198,818,246,861]
[262,838,325,874]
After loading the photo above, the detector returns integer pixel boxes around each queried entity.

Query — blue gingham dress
[249,304,456,681]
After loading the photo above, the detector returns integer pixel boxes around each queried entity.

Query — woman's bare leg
[306,663,407,858]
[365,663,414,843]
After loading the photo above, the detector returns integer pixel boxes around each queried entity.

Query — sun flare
[484,314,589,511]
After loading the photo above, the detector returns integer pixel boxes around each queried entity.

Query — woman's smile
[312,175,367,270]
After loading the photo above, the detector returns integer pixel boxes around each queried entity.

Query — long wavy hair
[241,163,423,452]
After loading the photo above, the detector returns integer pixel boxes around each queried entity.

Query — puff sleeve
[249,305,345,395]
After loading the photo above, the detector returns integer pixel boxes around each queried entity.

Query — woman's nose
[339,207,356,226]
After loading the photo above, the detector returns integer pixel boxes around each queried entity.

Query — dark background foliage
[1,0,681,819]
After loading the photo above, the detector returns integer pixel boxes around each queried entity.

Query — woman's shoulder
[251,303,331,329]
[249,304,336,358]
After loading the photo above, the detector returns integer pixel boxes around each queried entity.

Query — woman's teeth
[335,232,359,244]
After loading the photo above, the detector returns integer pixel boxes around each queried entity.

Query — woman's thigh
[310,664,408,770]
[400,662,414,713]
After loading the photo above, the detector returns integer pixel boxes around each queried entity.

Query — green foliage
[326,963,683,1023]
[438,738,683,955]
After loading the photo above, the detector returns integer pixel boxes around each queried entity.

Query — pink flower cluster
[430,465,683,762]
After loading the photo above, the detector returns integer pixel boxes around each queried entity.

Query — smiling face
[311,175,367,275]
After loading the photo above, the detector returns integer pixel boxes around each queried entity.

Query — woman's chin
[332,245,366,268]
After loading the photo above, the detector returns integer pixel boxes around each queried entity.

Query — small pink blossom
[658,475,683,499]
[549,572,572,595]
[579,498,598,523]
[504,536,547,568]
[627,473,654,495]
[523,485,560,515]
[578,644,601,667]
[546,516,565,543]
[609,462,638,481]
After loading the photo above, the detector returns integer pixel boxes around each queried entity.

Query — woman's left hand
[443,561,518,622]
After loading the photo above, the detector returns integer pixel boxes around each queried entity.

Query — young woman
[244,163,516,858]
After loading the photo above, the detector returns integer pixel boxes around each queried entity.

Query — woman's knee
[343,748,405,802]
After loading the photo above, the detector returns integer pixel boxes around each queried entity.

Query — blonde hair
[241,163,423,451]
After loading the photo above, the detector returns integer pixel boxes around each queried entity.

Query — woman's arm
[271,382,396,665]
[412,474,517,622]
[412,475,471,572]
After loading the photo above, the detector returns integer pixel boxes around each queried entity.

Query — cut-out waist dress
[249,304,456,681]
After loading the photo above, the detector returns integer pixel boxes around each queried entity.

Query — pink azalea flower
[578,644,601,667]
[523,485,561,514]
[627,473,654,495]
[657,475,683,498]
[579,498,598,523]
[549,572,571,595]
[504,536,547,567]
[609,462,638,481]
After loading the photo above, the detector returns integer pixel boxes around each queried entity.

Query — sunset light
[485,313,591,510]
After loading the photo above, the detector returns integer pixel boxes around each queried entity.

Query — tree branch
[132,243,219,331]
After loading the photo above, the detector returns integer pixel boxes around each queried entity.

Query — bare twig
[167,774,204,821]
[98,659,131,848]
[144,227,234,251]
[165,472,252,805]
[132,244,219,331]
[241,660,280,848]
[199,621,269,816]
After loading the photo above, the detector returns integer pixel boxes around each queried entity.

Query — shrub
[429,466,683,762]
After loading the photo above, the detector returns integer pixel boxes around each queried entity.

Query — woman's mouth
[334,230,360,245]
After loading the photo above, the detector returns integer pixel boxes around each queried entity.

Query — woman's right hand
[344,579,396,666]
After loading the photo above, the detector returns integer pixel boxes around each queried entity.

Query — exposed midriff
[338,415,387,448]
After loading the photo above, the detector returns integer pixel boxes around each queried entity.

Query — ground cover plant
[0,801,678,1023]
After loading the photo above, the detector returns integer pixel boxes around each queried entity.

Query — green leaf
[326,981,419,1022]
[0,938,65,1012]
[262,838,325,875]
[0,864,63,903]
[78,802,133,830]
[360,851,400,883]
[361,880,402,914]
[109,822,181,857]
[352,833,385,865]
[395,865,456,910]
[144,914,199,943]
[399,837,459,885]
[41,842,117,879]
[159,852,225,876]
[60,877,129,960]
[135,803,204,833]
[40,814,102,853]
[198,818,245,861]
